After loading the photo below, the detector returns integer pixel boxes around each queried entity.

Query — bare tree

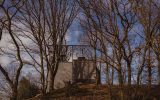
[77,0,141,99]
[0,0,25,100]
[133,0,160,87]
[18,0,79,94]
[78,0,137,85]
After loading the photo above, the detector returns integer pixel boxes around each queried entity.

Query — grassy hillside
[27,84,160,100]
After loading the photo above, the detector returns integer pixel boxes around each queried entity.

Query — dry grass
[27,84,160,100]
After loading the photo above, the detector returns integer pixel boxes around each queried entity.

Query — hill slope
[28,84,160,100]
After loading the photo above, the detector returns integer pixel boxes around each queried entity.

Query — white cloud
[0,56,11,67]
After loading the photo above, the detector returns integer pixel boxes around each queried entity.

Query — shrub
[17,77,39,100]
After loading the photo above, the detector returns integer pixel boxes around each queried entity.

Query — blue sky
[66,21,82,45]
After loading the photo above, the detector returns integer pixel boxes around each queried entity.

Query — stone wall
[54,62,72,89]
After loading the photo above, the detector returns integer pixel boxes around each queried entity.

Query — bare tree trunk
[158,58,160,85]
[48,70,54,92]
[127,63,132,86]
[117,64,123,85]
[10,87,18,100]
[111,67,114,85]
[106,63,110,84]
[48,61,59,91]
[148,48,152,88]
